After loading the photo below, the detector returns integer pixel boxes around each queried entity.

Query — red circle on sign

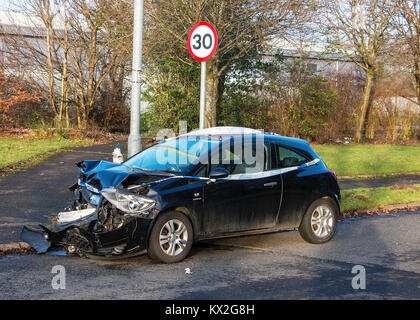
[187,21,218,62]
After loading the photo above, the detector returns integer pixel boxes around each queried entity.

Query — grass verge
[341,184,420,212]
[313,144,420,177]
[0,136,94,174]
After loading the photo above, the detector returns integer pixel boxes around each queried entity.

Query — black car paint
[21,134,341,258]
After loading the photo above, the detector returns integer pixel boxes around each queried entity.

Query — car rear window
[275,145,308,168]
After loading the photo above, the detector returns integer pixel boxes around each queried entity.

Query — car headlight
[101,188,156,214]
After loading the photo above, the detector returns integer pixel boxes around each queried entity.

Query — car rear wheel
[298,198,338,244]
[148,211,193,263]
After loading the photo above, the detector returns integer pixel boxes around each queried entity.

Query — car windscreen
[124,137,220,174]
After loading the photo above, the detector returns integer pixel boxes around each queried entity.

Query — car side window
[195,165,208,177]
[210,138,270,175]
[275,145,307,168]
[231,141,270,174]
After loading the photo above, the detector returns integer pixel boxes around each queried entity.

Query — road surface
[1,211,419,299]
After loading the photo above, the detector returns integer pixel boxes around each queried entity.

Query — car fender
[145,205,198,249]
[298,191,342,226]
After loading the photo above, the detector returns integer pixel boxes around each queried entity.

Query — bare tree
[57,0,125,128]
[394,0,420,105]
[35,0,58,122]
[56,0,69,127]
[1,0,64,123]
[144,0,306,127]
[2,0,132,129]
[322,0,396,142]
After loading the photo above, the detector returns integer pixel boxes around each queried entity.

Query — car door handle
[264,181,278,187]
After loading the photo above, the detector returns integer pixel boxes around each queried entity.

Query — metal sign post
[199,61,206,129]
[187,22,218,129]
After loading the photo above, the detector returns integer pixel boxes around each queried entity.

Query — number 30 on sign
[187,21,218,62]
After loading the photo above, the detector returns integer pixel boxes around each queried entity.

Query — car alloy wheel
[148,211,193,263]
[159,219,188,256]
[310,205,334,238]
[298,197,338,244]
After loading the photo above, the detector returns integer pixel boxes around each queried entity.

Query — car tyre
[148,211,193,263]
[298,197,338,244]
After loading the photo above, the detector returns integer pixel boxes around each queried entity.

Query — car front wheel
[298,198,338,244]
[148,211,193,263]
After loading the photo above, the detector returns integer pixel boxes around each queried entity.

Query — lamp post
[128,0,144,157]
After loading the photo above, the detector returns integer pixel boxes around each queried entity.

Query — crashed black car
[22,127,341,263]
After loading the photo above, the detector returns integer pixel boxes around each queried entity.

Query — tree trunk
[205,65,219,128]
[64,91,69,128]
[414,56,420,105]
[76,103,81,129]
[77,89,87,129]
[86,28,98,124]
[60,0,69,128]
[45,22,58,123]
[59,67,67,128]
[355,70,375,143]
[364,75,376,140]
[365,106,376,139]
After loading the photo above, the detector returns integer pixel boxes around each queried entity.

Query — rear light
[328,169,337,181]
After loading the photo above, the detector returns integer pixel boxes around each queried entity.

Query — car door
[201,136,283,235]
[273,144,312,228]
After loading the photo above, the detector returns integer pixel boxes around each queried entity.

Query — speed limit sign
[187,21,218,62]
[188,21,218,129]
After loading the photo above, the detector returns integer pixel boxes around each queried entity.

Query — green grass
[1,137,419,179]
[0,136,93,169]
[312,144,420,177]
[341,184,420,212]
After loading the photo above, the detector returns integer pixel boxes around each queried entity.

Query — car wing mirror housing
[209,167,230,179]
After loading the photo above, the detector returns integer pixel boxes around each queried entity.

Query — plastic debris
[112,144,124,164]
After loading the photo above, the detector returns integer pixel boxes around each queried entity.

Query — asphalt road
[1,211,420,299]
[0,142,126,244]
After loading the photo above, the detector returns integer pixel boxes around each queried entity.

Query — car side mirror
[209,167,230,179]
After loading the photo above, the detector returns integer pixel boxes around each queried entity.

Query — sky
[0,0,27,12]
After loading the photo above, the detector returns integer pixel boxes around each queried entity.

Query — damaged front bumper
[21,194,156,259]
[20,160,164,259]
